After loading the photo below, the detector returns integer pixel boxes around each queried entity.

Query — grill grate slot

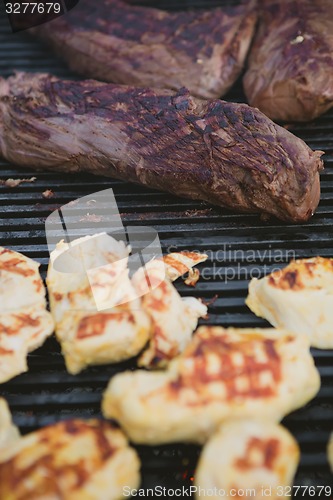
[0,3,332,493]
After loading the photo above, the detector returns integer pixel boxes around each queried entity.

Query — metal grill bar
[0,3,332,492]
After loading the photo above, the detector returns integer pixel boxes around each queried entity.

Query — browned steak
[30,0,257,100]
[243,0,333,122]
[0,73,323,222]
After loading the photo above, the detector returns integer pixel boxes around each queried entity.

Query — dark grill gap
[0,2,332,493]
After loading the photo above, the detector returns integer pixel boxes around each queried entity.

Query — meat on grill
[243,0,333,122]
[30,0,257,100]
[0,72,324,222]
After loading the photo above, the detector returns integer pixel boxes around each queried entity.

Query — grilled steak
[30,0,257,100]
[243,0,333,122]
[0,72,323,222]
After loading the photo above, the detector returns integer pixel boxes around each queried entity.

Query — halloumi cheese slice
[246,257,333,349]
[0,247,54,383]
[328,432,333,473]
[0,398,20,449]
[0,419,140,500]
[132,259,207,368]
[47,233,151,374]
[195,420,299,500]
[47,233,134,324]
[56,307,151,374]
[102,326,320,445]
[48,234,207,373]
[160,251,208,282]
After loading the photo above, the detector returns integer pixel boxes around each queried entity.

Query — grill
[0,1,332,493]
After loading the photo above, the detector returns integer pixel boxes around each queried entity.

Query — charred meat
[243,0,333,122]
[30,0,257,100]
[0,72,323,222]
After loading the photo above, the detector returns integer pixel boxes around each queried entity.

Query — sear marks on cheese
[246,256,333,348]
[195,419,299,500]
[0,247,54,383]
[102,326,320,445]
[0,418,140,500]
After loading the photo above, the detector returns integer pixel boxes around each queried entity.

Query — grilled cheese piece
[0,247,54,383]
[0,419,140,500]
[246,257,333,349]
[132,259,207,368]
[195,420,299,500]
[0,398,20,449]
[48,234,207,373]
[56,307,151,374]
[47,234,151,374]
[160,251,208,282]
[102,326,320,445]
[328,432,333,473]
[47,233,134,324]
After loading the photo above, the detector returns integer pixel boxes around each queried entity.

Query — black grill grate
[0,2,332,493]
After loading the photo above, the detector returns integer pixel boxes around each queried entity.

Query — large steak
[0,72,323,222]
[243,0,333,122]
[30,0,257,100]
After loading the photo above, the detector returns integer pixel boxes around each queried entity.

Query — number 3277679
[5,2,62,14]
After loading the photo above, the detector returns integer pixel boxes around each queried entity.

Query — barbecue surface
[0,2,332,493]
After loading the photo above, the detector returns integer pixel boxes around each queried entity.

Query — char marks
[0,72,323,222]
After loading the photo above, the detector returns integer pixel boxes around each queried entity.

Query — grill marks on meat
[243,0,333,122]
[0,72,323,222]
[30,0,257,99]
